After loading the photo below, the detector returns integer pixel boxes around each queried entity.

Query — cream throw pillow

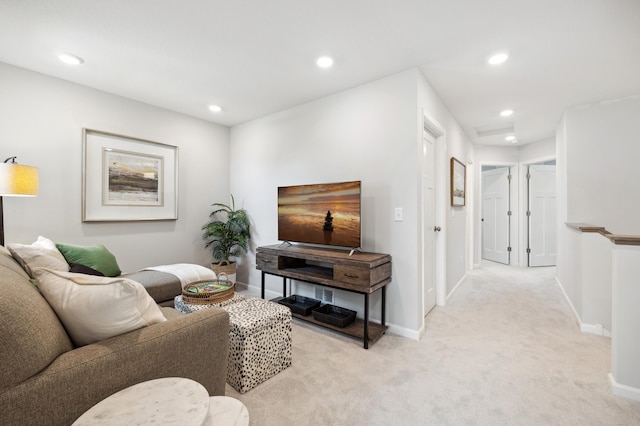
[33,268,166,346]
[7,236,69,277]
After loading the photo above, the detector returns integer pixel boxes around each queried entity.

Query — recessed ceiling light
[316,56,334,68]
[208,105,222,113]
[505,135,516,141]
[58,53,84,65]
[488,52,509,65]
[500,109,514,117]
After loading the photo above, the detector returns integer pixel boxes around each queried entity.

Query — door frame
[481,166,512,265]
[421,111,446,326]
[476,161,519,266]
[518,155,556,267]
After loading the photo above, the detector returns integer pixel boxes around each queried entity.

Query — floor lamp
[0,157,39,246]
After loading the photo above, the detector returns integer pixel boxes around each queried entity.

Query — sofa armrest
[0,308,229,426]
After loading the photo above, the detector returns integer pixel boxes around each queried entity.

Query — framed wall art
[82,128,178,221]
[450,157,466,207]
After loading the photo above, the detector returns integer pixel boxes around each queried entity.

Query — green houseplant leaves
[202,195,250,265]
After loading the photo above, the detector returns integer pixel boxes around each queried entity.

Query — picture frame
[82,128,178,222]
[450,157,466,207]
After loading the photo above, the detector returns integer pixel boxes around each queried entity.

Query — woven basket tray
[182,273,235,305]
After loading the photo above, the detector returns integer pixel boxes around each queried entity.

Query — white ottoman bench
[222,298,292,393]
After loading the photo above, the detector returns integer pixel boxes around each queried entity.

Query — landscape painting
[451,157,466,206]
[103,149,163,206]
[278,181,361,248]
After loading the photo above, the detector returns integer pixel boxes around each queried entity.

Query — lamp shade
[0,163,39,196]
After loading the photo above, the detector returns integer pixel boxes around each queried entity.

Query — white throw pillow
[33,268,166,346]
[7,236,69,277]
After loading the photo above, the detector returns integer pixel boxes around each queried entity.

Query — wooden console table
[256,244,392,348]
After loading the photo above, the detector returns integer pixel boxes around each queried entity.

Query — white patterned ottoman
[222,298,292,393]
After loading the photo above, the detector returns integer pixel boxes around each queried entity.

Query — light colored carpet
[229,262,640,425]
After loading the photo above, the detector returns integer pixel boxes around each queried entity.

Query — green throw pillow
[56,243,122,277]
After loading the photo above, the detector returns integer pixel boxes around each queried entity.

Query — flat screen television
[278,180,361,249]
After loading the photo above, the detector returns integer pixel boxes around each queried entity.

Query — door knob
[434,226,441,232]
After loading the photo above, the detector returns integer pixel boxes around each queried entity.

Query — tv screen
[278,181,361,248]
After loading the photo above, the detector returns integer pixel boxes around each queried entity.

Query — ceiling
[1,0,638,146]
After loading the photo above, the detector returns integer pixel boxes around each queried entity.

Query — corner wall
[417,73,474,297]
[231,69,420,334]
[231,68,473,337]
[0,62,229,271]
[557,96,640,328]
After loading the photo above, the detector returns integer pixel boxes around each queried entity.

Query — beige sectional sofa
[0,250,230,426]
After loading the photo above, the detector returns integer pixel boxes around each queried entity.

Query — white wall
[556,114,572,297]
[557,96,640,328]
[0,62,229,272]
[610,245,640,400]
[231,69,418,334]
[556,96,640,399]
[519,138,555,162]
[565,97,640,234]
[230,68,473,336]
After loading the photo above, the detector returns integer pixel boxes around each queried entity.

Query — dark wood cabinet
[256,244,392,348]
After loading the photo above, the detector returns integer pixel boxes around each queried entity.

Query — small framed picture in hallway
[450,157,465,206]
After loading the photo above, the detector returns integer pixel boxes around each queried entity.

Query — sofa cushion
[121,270,183,304]
[0,255,73,393]
[55,243,121,277]
[33,268,166,346]
[7,236,69,278]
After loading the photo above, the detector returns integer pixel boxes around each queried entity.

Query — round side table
[72,377,249,426]
[205,396,250,425]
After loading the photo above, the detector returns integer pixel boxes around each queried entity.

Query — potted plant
[201,195,251,283]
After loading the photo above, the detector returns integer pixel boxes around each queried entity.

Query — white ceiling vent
[473,123,515,138]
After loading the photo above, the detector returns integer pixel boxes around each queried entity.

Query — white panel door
[528,165,557,266]
[482,167,510,264]
[422,129,436,316]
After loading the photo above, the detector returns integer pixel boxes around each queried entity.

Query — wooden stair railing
[566,223,640,246]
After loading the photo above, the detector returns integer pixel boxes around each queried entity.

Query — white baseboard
[386,323,420,341]
[555,277,611,337]
[233,281,250,292]
[609,373,640,401]
[555,276,581,327]
[446,273,467,301]
[580,323,612,337]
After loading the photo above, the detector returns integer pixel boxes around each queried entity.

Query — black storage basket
[278,295,321,316]
[312,304,357,328]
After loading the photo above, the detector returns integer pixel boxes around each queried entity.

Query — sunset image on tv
[278,181,361,248]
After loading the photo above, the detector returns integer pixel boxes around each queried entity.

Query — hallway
[424,261,636,424]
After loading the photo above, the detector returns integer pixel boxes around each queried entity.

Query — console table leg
[364,293,369,349]
[261,272,265,299]
[381,286,386,326]
[283,277,287,297]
